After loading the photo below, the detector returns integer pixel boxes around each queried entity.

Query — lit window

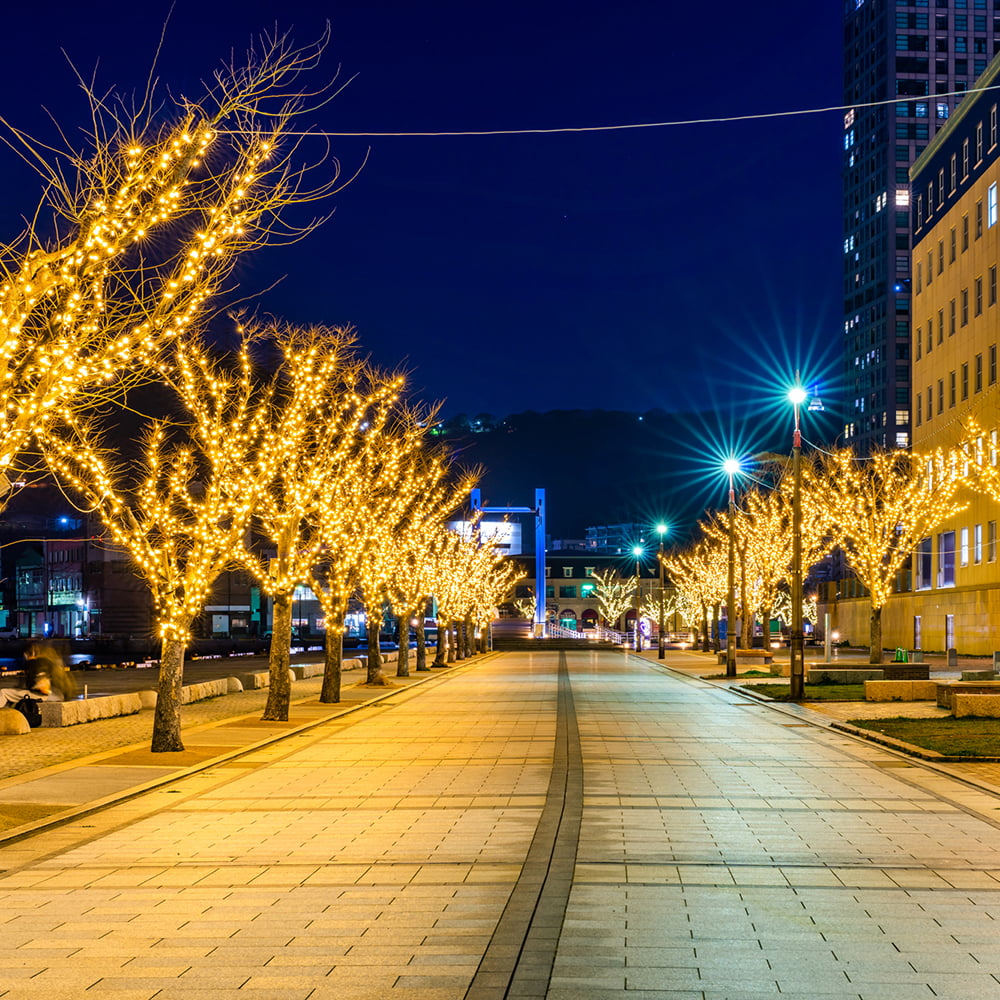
[961,526,969,567]
[989,182,998,227]
[896,188,910,207]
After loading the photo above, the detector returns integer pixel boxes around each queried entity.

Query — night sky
[3,1,843,423]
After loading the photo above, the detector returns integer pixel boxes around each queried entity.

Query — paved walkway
[3,648,1000,998]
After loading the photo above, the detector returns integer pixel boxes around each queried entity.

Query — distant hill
[439,406,840,540]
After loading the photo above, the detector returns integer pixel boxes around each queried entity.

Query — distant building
[507,551,676,636]
[826,50,1000,653]
[842,0,1000,452]
[584,523,646,554]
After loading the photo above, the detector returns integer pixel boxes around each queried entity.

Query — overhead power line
[219,83,1000,138]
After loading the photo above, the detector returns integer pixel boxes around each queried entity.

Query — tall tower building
[842,0,998,452]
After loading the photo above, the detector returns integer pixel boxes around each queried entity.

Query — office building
[843,0,999,452]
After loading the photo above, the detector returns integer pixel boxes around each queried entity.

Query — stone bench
[717,649,774,667]
[40,692,143,728]
[954,692,1000,718]
[937,680,1000,709]
[806,667,885,684]
[864,680,938,702]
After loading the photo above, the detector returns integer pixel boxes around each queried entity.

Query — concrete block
[180,678,229,704]
[865,680,914,702]
[770,662,790,677]
[864,679,935,701]
[954,693,1000,718]
[961,669,997,681]
[0,706,30,735]
[807,667,884,684]
[343,658,363,672]
[40,692,142,727]
[291,662,324,680]
[239,670,271,690]
[938,680,1000,708]
[138,689,157,709]
[226,676,244,693]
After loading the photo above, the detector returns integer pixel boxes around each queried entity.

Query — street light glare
[722,458,741,476]
[632,545,643,557]
[656,523,668,535]
[787,385,808,406]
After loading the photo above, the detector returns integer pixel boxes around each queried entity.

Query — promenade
[3,647,1000,999]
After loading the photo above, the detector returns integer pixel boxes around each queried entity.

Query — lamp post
[656,523,668,659]
[788,383,807,701]
[632,544,643,651]
[723,459,740,677]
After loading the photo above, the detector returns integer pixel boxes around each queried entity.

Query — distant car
[0,626,19,639]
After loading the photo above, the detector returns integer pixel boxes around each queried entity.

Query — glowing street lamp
[632,544,644,651]
[722,458,741,676]
[656,523,668,659]
[788,380,807,700]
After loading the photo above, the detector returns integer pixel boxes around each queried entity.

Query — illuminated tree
[306,429,388,701]
[238,324,399,717]
[704,484,833,645]
[472,554,522,652]
[663,537,728,651]
[591,569,634,630]
[512,589,536,621]
[0,32,339,492]
[41,338,286,751]
[385,470,476,678]
[817,446,967,663]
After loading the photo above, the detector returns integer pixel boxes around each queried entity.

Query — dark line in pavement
[465,651,582,1000]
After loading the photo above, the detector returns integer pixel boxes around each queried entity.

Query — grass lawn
[742,682,866,701]
[846,717,1000,757]
[703,670,772,679]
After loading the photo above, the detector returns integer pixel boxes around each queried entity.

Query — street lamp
[656,523,668,659]
[788,382,807,700]
[723,458,741,676]
[632,544,644,651]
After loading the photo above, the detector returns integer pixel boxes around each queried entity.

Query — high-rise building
[842,0,999,452]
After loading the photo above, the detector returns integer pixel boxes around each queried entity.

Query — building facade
[828,50,1000,653]
[843,0,999,452]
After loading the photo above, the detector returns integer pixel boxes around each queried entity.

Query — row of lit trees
[44,324,518,751]
[662,439,980,665]
[0,35,519,751]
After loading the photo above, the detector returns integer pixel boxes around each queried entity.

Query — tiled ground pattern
[552,658,1000,1000]
[3,651,1000,998]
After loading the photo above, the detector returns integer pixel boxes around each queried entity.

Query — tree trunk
[320,624,343,703]
[447,620,457,663]
[150,635,186,752]
[263,592,293,721]
[433,621,447,666]
[700,601,710,652]
[464,613,475,657]
[869,603,883,664]
[740,558,752,650]
[396,611,411,677]
[366,608,383,683]
[478,621,489,653]
[415,618,430,670]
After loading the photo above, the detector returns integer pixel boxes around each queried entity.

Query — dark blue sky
[4,1,844,420]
